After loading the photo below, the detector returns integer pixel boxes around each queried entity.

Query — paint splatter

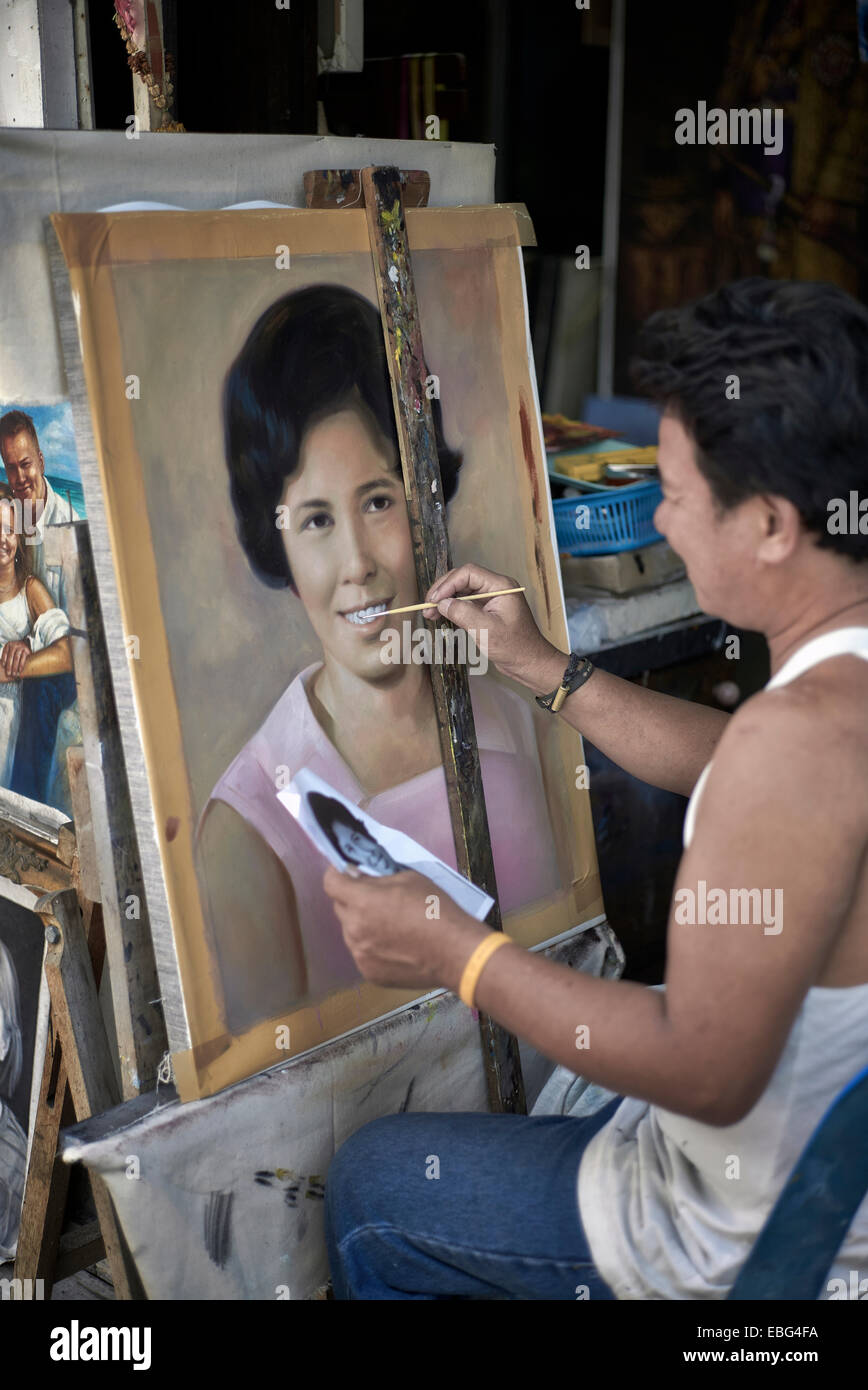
[519,393,552,622]
[255,1168,321,1209]
[520,396,542,524]
[204,1191,233,1269]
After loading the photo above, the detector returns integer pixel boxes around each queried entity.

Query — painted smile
[341,599,392,628]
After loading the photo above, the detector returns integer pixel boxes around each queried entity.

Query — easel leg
[16,896,104,1292]
[25,889,146,1298]
[14,1029,74,1289]
[362,164,527,1114]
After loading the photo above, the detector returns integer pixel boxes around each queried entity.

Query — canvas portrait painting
[0,894,47,1260]
[0,403,84,820]
[50,207,604,1099]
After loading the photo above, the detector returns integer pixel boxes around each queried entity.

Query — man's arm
[327,687,860,1125]
[460,690,860,1123]
[426,562,728,797]
[521,644,728,798]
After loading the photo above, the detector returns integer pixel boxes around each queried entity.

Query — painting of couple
[0,408,82,819]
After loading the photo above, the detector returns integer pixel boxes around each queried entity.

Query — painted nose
[339,516,377,586]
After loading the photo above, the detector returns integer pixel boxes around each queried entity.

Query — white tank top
[578,626,868,1299]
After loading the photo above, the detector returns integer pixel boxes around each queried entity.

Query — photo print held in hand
[280,769,494,921]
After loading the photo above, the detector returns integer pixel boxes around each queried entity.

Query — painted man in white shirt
[0,410,80,611]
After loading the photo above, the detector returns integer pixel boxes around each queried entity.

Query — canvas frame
[49,205,606,1101]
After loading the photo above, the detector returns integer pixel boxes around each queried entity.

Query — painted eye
[302,511,332,531]
[365,494,393,513]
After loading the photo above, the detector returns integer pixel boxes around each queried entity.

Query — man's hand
[323,865,484,991]
[0,639,31,678]
[420,562,564,693]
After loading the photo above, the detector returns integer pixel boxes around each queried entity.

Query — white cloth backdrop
[0,129,495,403]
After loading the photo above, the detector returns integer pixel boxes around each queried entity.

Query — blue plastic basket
[552,479,664,555]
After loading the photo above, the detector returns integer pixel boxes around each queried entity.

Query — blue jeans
[325,1097,622,1300]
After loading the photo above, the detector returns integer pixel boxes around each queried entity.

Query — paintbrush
[383,586,526,617]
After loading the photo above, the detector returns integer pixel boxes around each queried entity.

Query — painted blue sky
[0,401,81,483]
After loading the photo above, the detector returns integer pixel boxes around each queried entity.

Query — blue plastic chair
[728,1064,868,1299]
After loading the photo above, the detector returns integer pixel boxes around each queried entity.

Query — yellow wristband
[458,932,512,1009]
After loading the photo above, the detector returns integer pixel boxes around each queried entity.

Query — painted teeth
[346,603,387,625]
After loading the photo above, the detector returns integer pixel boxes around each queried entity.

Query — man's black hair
[630,277,868,561]
[0,409,39,454]
[223,285,463,588]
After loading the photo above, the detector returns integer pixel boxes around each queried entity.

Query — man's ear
[756,493,801,563]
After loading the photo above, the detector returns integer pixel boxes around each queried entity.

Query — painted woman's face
[0,501,20,569]
[280,408,418,683]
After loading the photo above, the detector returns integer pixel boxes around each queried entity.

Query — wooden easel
[306,166,527,1115]
[9,177,533,1298]
[14,887,144,1298]
[9,522,166,1298]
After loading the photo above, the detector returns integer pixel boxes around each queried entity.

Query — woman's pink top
[204,665,561,1016]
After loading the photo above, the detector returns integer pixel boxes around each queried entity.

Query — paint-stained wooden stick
[362,163,527,1117]
[384,586,525,617]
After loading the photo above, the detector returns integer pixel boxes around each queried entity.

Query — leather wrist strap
[535,653,595,713]
[458,933,512,1009]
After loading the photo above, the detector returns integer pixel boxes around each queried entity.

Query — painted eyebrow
[295,476,402,513]
[356,476,401,496]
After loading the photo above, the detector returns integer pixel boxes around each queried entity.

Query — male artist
[0,410,79,807]
[322,279,868,1300]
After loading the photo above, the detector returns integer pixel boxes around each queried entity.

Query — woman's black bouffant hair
[223,285,463,587]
